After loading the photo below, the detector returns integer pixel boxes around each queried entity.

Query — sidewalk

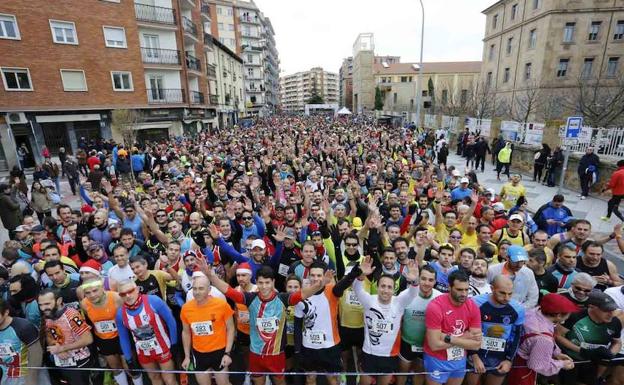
[446,153,624,270]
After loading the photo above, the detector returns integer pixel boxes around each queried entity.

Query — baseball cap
[109,221,121,230]
[352,217,363,231]
[507,245,529,262]
[509,214,524,222]
[87,242,104,252]
[492,202,506,212]
[15,225,30,232]
[540,293,580,314]
[587,291,618,312]
[485,188,496,196]
[452,170,461,177]
[31,224,45,233]
[460,177,469,184]
[250,239,266,250]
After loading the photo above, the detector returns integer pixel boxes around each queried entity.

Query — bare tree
[436,80,470,116]
[467,80,496,120]
[536,88,566,122]
[507,82,542,124]
[111,109,142,183]
[563,75,624,127]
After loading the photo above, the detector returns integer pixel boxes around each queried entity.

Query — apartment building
[208,0,280,116]
[280,67,339,113]
[0,0,218,169]
[481,0,624,119]
[208,36,245,127]
[339,57,353,110]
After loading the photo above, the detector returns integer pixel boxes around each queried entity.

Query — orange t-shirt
[181,297,234,353]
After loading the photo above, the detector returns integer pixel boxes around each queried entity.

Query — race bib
[191,321,214,336]
[346,291,361,306]
[238,310,250,324]
[447,346,465,361]
[481,337,506,352]
[411,345,423,353]
[136,338,158,351]
[0,343,15,357]
[305,330,326,345]
[54,354,77,367]
[286,321,295,335]
[278,264,290,277]
[257,317,279,333]
[371,319,393,334]
[95,320,117,334]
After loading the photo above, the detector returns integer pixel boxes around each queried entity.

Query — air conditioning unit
[6,112,28,124]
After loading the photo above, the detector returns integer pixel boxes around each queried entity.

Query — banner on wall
[523,122,544,145]
[466,118,492,138]
[500,121,521,141]
[424,114,437,128]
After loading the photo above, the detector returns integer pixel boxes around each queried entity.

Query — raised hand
[404,259,420,283]
[359,255,375,276]
[208,224,221,239]
[274,225,287,242]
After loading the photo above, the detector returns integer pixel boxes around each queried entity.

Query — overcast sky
[253,0,494,75]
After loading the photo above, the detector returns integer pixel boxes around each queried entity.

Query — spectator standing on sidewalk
[601,159,624,222]
[577,147,600,200]
[58,146,67,178]
[533,144,550,182]
[473,137,490,173]
[496,142,513,181]
[64,156,80,196]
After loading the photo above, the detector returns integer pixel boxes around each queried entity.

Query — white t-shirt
[353,279,418,357]
[108,264,135,284]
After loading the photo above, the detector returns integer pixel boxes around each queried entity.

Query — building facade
[208,0,280,116]
[0,0,218,169]
[481,0,624,120]
[280,67,339,113]
[339,57,353,110]
[209,36,245,127]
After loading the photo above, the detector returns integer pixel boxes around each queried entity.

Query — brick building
[0,0,219,169]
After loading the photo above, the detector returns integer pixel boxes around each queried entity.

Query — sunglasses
[449,235,462,240]
[119,287,137,297]
[242,216,253,220]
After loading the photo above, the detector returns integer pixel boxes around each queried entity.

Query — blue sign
[565,116,583,138]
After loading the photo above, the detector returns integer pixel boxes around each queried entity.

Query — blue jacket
[533,202,573,236]
[131,154,145,172]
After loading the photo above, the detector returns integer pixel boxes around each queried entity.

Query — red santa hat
[236,262,252,276]
[79,259,102,277]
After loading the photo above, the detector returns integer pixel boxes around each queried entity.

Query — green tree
[375,86,384,110]
[428,77,435,111]
[308,94,324,104]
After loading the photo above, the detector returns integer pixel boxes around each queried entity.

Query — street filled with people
[1,115,624,385]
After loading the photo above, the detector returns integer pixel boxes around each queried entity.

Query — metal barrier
[562,126,624,157]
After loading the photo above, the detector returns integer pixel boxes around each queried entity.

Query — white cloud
[254,0,493,75]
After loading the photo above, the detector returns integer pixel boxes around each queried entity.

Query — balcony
[206,63,217,78]
[244,60,261,66]
[185,52,201,72]
[147,89,185,104]
[141,47,181,65]
[190,91,204,104]
[201,2,210,20]
[239,14,259,24]
[209,94,219,105]
[134,3,176,25]
[182,16,198,38]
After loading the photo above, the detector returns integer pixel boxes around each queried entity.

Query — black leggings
[534,163,545,181]
[607,195,624,221]
[497,161,510,179]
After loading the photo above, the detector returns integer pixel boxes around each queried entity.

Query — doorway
[14,134,35,168]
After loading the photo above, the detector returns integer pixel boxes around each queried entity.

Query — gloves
[580,346,614,362]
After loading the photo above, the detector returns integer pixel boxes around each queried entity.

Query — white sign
[424,114,437,128]
[465,117,492,137]
[524,122,545,145]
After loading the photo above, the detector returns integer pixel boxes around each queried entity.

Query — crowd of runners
[1,115,624,385]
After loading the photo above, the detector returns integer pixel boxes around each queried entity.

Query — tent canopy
[336,107,352,115]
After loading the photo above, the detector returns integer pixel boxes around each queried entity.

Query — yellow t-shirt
[500,183,526,209]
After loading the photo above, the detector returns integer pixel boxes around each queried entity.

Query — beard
[471,272,487,279]
[42,306,58,319]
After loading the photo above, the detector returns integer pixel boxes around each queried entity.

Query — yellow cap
[352,217,363,230]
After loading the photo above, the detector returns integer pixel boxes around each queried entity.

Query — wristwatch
[444,334,452,344]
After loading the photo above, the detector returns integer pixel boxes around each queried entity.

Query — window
[441,89,448,104]
[532,0,540,10]
[217,7,222,15]
[49,20,78,44]
[228,24,234,31]
[486,72,493,86]
[588,21,601,41]
[226,8,233,16]
[488,44,495,61]
[400,76,409,83]
[103,26,126,48]
[492,14,498,30]
[111,71,133,91]
[615,21,624,40]
[506,37,513,54]
[607,57,620,77]
[525,63,532,80]
[60,69,87,91]
[557,59,569,78]
[1,67,32,91]
[460,89,468,105]
[0,14,19,39]
[563,22,575,43]
[218,22,224,30]
[528,29,537,48]
[247,54,253,63]
[581,58,594,79]
[393,93,397,103]
[511,4,518,20]
[503,67,510,83]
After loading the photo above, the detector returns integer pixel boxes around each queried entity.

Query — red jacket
[608,167,624,195]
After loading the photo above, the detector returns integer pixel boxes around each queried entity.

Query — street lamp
[414,0,425,127]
